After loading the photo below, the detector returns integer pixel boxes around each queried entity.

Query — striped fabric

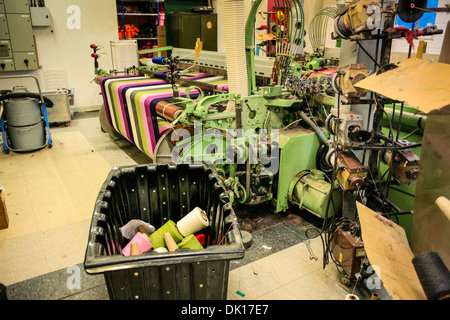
[100,72,228,159]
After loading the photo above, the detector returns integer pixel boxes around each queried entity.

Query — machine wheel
[153,128,176,164]
[99,104,122,140]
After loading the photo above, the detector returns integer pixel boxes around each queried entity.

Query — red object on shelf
[124,24,140,39]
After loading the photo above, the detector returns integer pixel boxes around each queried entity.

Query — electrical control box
[0,0,39,72]
[30,7,50,27]
[331,228,365,279]
[169,12,217,52]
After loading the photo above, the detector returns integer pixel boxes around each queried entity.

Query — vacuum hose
[299,111,330,147]
[0,92,54,108]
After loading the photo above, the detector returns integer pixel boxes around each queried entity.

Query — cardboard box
[157,26,167,57]
[0,187,9,230]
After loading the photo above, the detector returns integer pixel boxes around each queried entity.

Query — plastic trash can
[84,163,245,300]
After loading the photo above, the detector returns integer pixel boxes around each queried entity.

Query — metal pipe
[383,109,426,133]
[235,100,242,130]
[314,93,335,107]
[0,75,44,102]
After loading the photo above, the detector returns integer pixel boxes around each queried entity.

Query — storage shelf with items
[116,0,165,58]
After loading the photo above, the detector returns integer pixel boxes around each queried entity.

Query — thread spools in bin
[121,224,154,256]
[177,207,209,237]
[120,207,210,256]
[179,234,204,250]
[149,220,184,249]
[148,207,209,252]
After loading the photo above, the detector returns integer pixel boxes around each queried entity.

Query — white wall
[0,0,118,110]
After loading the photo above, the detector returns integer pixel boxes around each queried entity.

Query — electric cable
[356,40,381,69]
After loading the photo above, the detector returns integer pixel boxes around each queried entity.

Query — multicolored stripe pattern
[100,72,228,159]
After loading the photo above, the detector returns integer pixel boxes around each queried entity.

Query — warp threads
[223,0,249,111]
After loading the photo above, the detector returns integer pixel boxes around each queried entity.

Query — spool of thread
[137,225,149,237]
[435,196,450,222]
[130,242,140,256]
[177,207,209,237]
[154,247,168,253]
[153,71,168,80]
[412,251,450,300]
[178,234,204,250]
[121,232,153,256]
[371,292,380,300]
[149,220,184,249]
[164,232,179,252]
[152,56,167,65]
[155,100,183,122]
[345,294,360,300]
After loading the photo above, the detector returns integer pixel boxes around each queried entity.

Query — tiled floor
[0,112,388,300]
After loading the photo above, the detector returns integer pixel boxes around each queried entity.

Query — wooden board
[355,58,450,114]
[356,202,427,300]
[0,187,8,230]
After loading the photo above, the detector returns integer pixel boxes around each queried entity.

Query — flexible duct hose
[299,111,330,147]
[0,92,54,108]
[224,0,249,112]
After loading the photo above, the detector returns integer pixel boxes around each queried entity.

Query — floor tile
[255,286,297,300]
[254,245,320,286]
[227,262,281,300]
[283,268,353,300]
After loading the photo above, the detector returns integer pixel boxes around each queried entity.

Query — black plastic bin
[84,163,245,300]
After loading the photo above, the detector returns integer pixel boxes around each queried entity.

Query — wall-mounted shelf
[116,0,166,58]
[117,12,164,16]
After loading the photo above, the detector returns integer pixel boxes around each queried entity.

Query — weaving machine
[99,72,227,159]
[90,0,447,292]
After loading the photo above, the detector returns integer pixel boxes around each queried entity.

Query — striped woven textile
[100,72,228,159]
